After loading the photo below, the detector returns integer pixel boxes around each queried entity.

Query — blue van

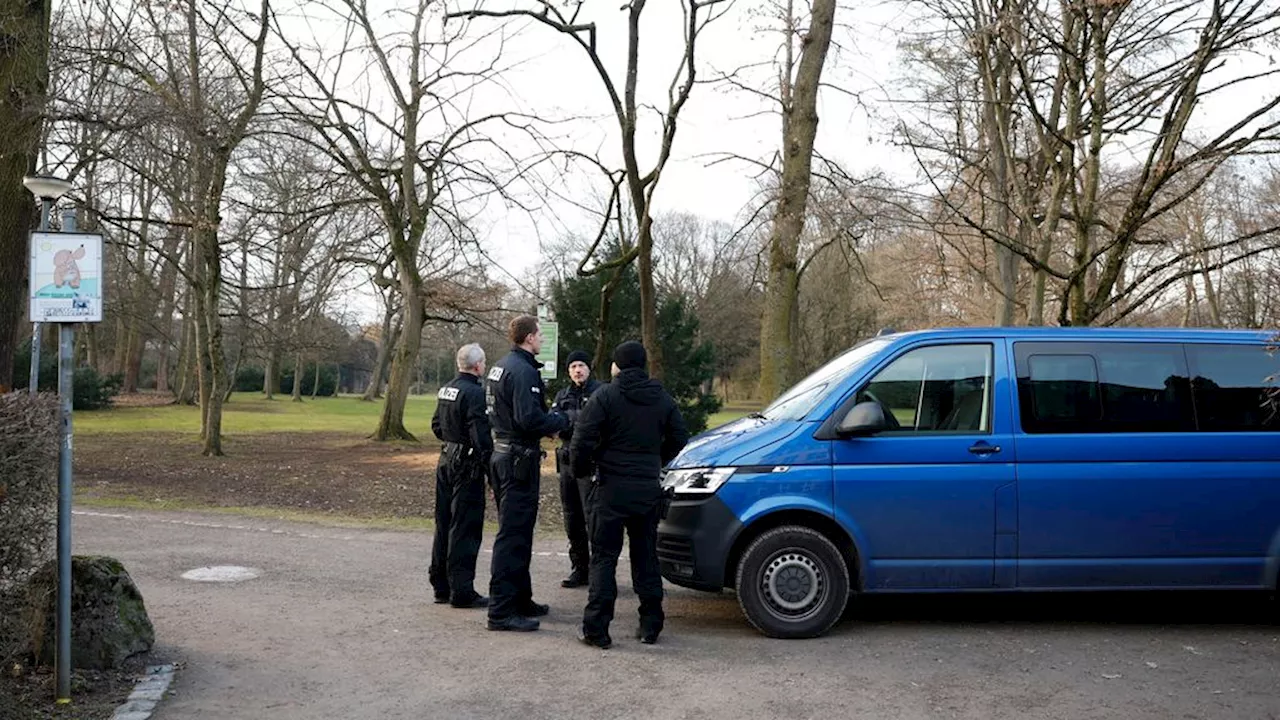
[657,328,1280,638]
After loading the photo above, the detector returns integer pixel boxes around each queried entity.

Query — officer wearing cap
[428,343,492,609]
[570,340,690,648]
[551,349,602,589]
[485,314,570,632]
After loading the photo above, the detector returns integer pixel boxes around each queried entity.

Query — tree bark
[757,0,837,402]
[361,302,398,401]
[374,285,423,441]
[288,352,301,402]
[0,0,49,393]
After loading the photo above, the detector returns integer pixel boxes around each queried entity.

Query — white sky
[289,0,1274,325]
[462,0,906,286]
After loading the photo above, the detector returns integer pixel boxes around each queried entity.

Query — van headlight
[661,467,735,495]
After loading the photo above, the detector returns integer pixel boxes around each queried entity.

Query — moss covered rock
[26,555,154,670]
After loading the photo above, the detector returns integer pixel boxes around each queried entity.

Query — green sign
[537,320,558,379]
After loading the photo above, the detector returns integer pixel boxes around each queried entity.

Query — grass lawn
[77,394,441,436]
[78,393,760,437]
[72,392,763,527]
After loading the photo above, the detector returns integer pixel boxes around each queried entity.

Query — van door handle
[968,441,1001,456]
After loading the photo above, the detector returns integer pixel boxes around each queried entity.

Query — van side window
[1186,344,1279,432]
[857,344,992,433]
[1014,342,1194,434]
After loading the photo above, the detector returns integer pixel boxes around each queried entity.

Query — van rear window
[1186,345,1280,432]
[1014,342,1195,434]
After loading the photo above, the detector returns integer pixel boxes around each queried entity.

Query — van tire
[736,525,850,639]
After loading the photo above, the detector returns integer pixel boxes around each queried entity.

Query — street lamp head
[23,175,73,201]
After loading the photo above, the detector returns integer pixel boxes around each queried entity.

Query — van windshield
[760,339,889,421]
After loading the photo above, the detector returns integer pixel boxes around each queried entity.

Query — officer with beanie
[570,340,690,648]
[552,349,601,588]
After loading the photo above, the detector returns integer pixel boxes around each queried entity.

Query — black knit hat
[612,341,647,371]
[566,349,591,369]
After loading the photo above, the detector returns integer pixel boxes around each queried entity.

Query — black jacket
[430,372,492,456]
[552,378,602,443]
[485,346,568,446]
[569,368,690,481]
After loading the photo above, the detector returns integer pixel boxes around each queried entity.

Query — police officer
[485,315,570,632]
[428,343,492,609]
[570,341,689,648]
[552,349,601,589]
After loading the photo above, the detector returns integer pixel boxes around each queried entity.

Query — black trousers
[582,478,664,639]
[487,447,541,621]
[428,454,485,603]
[556,448,592,574]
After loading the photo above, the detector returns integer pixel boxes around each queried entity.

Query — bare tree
[751,0,839,401]
[897,0,1280,327]
[450,0,732,380]
[276,0,537,440]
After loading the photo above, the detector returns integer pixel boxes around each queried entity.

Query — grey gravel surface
[75,507,1280,720]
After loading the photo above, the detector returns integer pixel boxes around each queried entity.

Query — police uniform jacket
[431,372,493,458]
[485,346,568,447]
[552,378,602,444]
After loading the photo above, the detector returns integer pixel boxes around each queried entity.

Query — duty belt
[441,441,475,457]
[493,440,538,456]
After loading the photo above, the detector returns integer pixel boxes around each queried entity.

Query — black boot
[635,625,660,644]
[578,627,612,649]
[518,601,550,617]
[487,616,540,632]
[561,568,588,588]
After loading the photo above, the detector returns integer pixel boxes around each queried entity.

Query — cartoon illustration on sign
[54,245,85,289]
[29,232,104,323]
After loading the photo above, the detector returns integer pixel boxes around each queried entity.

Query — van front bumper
[657,494,742,592]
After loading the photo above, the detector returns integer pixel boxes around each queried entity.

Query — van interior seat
[940,389,984,431]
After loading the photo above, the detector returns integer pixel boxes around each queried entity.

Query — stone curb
[111,663,176,720]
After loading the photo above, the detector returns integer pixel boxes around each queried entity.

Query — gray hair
[456,343,485,372]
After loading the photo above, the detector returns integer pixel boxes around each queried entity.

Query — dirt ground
[0,657,154,720]
[75,432,568,531]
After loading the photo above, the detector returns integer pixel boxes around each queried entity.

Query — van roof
[879,327,1277,344]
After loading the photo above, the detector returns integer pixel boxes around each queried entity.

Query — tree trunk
[85,323,99,370]
[637,217,664,380]
[374,288,423,441]
[311,356,321,398]
[193,218,227,455]
[111,315,128,376]
[0,0,49,393]
[757,0,837,403]
[176,276,198,405]
[263,346,278,399]
[361,302,397,401]
[291,352,303,402]
[592,262,629,373]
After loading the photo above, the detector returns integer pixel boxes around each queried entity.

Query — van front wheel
[736,526,850,639]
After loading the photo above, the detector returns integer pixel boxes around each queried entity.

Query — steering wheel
[860,390,901,430]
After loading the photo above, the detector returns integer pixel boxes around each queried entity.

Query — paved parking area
[76,507,1280,720]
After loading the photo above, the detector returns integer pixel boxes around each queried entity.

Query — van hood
[667,417,806,469]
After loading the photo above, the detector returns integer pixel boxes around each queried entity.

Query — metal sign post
[29,226,102,704]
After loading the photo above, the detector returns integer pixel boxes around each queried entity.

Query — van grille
[657,535,694,565]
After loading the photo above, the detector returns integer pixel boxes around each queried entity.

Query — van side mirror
[836,401,888,438]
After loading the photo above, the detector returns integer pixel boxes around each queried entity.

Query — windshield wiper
[747,411,768,420]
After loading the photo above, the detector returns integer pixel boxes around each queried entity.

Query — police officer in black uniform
[428,343,493,609]
[485,315,569,632]
[552,349,601,588]
[571,341,689,648]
